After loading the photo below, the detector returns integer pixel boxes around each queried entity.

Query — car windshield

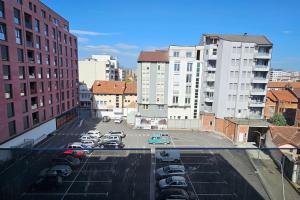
[165,177,173,184]
[163,166,170,172]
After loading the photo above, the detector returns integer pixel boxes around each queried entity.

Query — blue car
[148,134,170,144]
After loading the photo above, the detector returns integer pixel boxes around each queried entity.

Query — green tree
[270,113,287,126]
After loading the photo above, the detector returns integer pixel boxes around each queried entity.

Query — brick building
[292,88,300,127]
[0,0,78,146]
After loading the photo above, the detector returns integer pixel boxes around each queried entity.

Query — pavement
[244,144,300,200]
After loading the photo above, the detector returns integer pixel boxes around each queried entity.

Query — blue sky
[42,0,300,70]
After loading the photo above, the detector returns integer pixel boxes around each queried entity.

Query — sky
[42,0,300,71]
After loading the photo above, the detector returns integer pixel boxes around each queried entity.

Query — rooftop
[269,126,300,148]
[267,82,300,89]
[225,118,270,127]
[203,34,272,45]
[292,88,300,99]
[267,90,298,103]
[91,81,136,95]
[138,50,169,62]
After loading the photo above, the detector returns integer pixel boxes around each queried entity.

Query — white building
[269,68,300,82]
[200,34,272,119]
[168,45,204,119]
[79,82,92,108]
[79,55,118,88]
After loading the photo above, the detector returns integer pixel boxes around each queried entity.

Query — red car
[63,150,86,159]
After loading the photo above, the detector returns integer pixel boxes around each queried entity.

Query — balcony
[249,112,262,119]
[251,89,266,96]
[206,74,215,82]
[252,77,268,83]
[206,87,215,92]
[205,97,214,103]
[207,66,216,71]
[4,92,11,99]
[31,104,37,110]
[249,101,265,107]
[253,65,270,71]
[254,52,271,59]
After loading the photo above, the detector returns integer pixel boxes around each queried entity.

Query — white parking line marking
[181,162,213,165]
[63,180,112,183]
[196,193,234,196]
[61,152,92,200]
[181,155,210,158]
[189,171,220,174]
[75,169,114,173]
[84,161,114,164]
[170,136,175,148]
[179,159,199,200]
[191,181,228,184]
[23,192,109,196]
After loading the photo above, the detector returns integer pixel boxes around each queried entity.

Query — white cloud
[77,37,89,43]
[81,45,120,54]
[115,43,139,49]
[282,30,292,34]
[70,29,118,36]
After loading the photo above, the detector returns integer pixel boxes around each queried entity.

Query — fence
[167,119,202,130]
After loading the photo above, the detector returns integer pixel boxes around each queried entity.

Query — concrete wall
[138,104,167,118]
[168,119,201,130]
[200,114,215,131]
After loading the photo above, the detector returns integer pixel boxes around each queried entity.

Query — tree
[270,113,287,126]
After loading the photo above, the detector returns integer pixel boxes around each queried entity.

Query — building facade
[0,0,78,146]
[91,80,137,119]
[79,82,91,108]
[136,50,169,129]
[200,34,272,119]
[78,55,118,88]
[269,68,292,82]
[168,45,203,119]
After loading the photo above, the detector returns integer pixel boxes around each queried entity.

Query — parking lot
[19,150,150,200]
[155,149,270,200]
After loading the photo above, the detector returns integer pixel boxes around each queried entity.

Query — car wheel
[100,145,104,148]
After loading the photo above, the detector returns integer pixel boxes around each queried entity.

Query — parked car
[156,150,180,162]
[81,130,102,138]
[52,155,80,168]
[114,117,123,123]
[158,176,188,190]
[80,135,99,143]
[102,116,110,122]
[158,188,193,200]
[148,134,170,144]
[101,135,121,142]
[99,140,125,149]
[81,140,97,148]
[33,168,62,190]
[106,130,126,138]
[156,165,185,179]
[63,150,86,159]
[49,165,72,177]
[67,142,92,153]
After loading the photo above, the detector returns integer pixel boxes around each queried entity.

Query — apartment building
[79,82,91,108]
[91,80,137,119]
[269,68,292,82]
[168,45,203,119]
[79,55,118,88]
[0,0,78,146]
[136,50,169,129]
[200,34,272,119]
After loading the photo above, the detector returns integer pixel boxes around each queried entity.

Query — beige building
[91,81,137,118]
[79,55,118,88]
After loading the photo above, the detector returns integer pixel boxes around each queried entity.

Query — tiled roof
[292,88,300,99]
[124,82,137,94]
[266,91,277,102]
[269,126,300,148]
[267,82,300,89]
[204,34,272,45]
[268,90,298,103]
[138,50,169,62]
[91,81,137,95]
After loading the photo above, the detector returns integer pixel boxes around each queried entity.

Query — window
[24,13,32,29]
[15,29,22,44]
[0,1,4,18]
[46,55,50,65]
[38,68,43,78]
[186,52,192,57]
[41,10,46,18]
[158,105,164,110]
[143,104,148,110]
[4,84,12,99]
[173,96,178,104]
[212,49,217,55]
[196,50,200,60]
[29,2,32,10]
[3,65,10,80]
[17,48,24,62]
[8,121,16,136]
[185,97,191,104]
[17,0,23,5]
[36,53,42,64]
[0,23,7,40]
[173,51,179,57]
[45,39,49,52]
[187,63,192,72]
[186,74,192,83]
[34,19,40,32]
[20,83,26,96]
[35,35,41,49]
[186,86,191,94]
[7,103,14,118]
[19,66,25,79]
[44,23,48,36]
[174,63,180,71]
[23,116,29,130]
[13,8,21,25]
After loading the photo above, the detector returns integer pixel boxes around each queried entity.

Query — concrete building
[124,68,137,82]
[91,80,137,119]
[79,82,91,108]
[0,0,78,146]
[200,34,272,119]
[168,45,203,119]
[78,55,118,88]
[136,50,169,129]
[269,68,292,82]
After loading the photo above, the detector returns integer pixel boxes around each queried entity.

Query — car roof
[151,133,161,137]
[70,142,83,146]
[167,165,185,170]
[170,176,186,181]
[51,165,70,170]
[88,130,99,133]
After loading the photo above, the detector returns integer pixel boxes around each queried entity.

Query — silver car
[49,165,72,177]
[156,150,180,162]
[158,176,188,190]
[80,135,99,143]
[156,165,185,179]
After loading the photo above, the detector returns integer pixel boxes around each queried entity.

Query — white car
[67,142,91,153]
[49,165,72,177]
[81,130,102,139]
[105,131,126,138]
[156,150,180,162]
[158,176,188,190]
[114,118,123,124]
[101,135,121,142]
[156,165,185,179]
[81,140,96,148]
[80,135,99,143]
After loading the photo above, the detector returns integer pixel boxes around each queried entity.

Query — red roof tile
[269,126,300,148]
[91,81,137,95]
[269,90,298,103]
[268,82,300,89]
[292,88,300,99]
[124,82,137,94]
[138,50,169,62]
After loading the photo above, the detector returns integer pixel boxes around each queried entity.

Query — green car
[148,134,170,144]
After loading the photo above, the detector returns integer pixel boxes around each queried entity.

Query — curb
[245,150,274,200]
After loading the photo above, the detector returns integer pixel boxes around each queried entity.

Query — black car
[52,155,80,168]
[99,140,125,149]
[158,188,195,200]
[102,116,110,122]
[32,168,62,191]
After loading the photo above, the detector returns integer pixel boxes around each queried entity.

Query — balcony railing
[206,74,215,81]
[29,74,35,79]
[31,104,37,110]
[205,97,214,102]
[253,65,269,71]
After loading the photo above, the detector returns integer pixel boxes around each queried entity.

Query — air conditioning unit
[5,93,11,98]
